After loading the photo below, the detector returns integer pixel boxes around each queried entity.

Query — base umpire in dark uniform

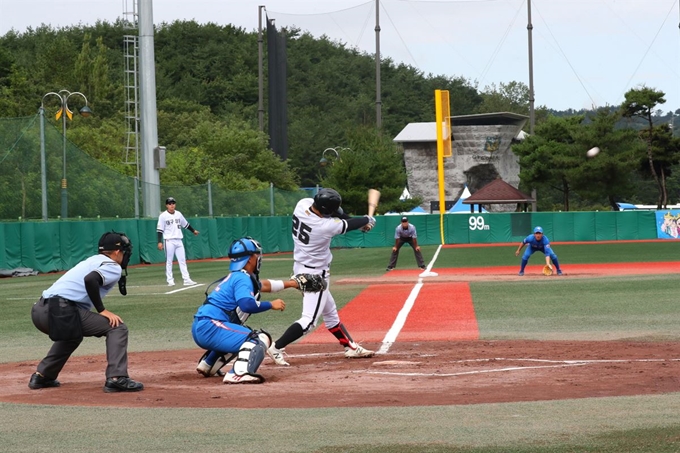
[29,231,144,393]
[386,216,426,271]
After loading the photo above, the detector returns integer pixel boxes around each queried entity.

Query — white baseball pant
[164,238,191,283]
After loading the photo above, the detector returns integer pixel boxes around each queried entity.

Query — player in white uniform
[267,188,377,365]
[157,197,199,286]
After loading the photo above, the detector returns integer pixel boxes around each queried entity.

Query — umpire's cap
[533,226,543,234]
[165,197,176,205]
[98,231,131,252]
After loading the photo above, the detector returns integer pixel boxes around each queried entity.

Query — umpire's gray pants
[31,297,129,380]
[387,239,425,269]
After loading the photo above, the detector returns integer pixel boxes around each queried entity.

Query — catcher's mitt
[542,264,553,276]
[290,273,327,293]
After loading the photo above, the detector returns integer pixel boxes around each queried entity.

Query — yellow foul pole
[434,90,451,245]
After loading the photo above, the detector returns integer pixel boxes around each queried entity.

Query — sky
[2,0,680,112]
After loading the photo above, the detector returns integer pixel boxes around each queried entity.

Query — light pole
[41,90,92,219]
[319,147,340,167]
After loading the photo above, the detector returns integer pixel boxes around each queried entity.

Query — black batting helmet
[313,188,342,216]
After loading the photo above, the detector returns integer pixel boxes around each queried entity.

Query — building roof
[463,179,534,204]
[393,112,529,143]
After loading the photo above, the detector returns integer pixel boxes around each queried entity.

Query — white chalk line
[350,357,680,377]
[356,362,588,377]
[378,244,443,355]
[451,357,680,364]
[266,351,680,377]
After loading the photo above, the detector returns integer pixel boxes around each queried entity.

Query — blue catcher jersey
[194,271,263,323]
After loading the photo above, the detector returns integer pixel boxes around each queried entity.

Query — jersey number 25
[292,215,312,244]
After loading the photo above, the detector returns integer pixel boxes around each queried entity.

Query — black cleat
[28,372,60,389]
[386,267,394,271]
[104,376,144,393]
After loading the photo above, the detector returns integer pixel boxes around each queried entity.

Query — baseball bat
[367,189,380,217]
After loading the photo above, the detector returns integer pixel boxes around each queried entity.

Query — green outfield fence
[0,211,660,274]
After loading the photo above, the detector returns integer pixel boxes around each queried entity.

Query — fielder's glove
[360,215,376,232]
[290,273,327,293]
[542,264,553,276]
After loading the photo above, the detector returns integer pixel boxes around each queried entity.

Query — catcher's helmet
[228,237,262,272]
[313,188,342,216]
[533,226,543,234]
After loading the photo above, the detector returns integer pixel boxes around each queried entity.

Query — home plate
[419,271,438,277]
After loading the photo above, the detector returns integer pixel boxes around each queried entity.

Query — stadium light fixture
[40,90,91,219]
[319,148,340,167]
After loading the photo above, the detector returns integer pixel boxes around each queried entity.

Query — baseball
[586,147,600,158]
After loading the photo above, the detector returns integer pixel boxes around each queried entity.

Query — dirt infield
[3,341,680,408]
[3,263,679,409]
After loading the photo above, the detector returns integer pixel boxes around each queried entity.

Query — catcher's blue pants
[192,317,251,355]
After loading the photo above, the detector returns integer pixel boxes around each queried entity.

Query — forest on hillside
[1,20,679,216]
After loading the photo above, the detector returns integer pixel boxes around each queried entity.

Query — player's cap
[401,216,408,222]
[165,197,176,205]
[533,226,543,234]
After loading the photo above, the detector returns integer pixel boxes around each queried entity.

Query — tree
[513,110,642,211]
[640,125,680,207]
[476,81,529,115]
[621,86,667,208]
[513,115,583,211]
[319,126,415,215]
[569,109,642,210]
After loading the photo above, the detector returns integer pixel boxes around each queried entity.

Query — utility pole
[375,0,382,129]
[258,5,265,132]
[527,0,535,135]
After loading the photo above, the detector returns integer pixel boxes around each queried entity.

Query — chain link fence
[0,115,313,221]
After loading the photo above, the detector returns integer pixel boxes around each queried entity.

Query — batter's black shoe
[386,267,394,271]
[104,376,144,393]
[28,372,61,389]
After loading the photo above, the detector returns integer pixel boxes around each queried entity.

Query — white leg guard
[257,330,272,349]
[232,339,267,379]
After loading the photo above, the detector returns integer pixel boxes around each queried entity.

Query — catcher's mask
[98,231,133,296]
[313,188,342,217]
[228,237,262,274]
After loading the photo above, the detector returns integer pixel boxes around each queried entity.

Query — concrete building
[393,112,528,212]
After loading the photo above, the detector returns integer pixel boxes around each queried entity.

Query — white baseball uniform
[157,209,193,284]
[291,197,348,331]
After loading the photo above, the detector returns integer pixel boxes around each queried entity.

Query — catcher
[515,226,563,276]
[192,236,325,383]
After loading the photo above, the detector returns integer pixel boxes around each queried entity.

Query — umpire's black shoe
[104,376,144,393]
[28,372,60,389]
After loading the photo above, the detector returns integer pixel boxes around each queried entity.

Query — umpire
[386,216,426,271]
[29,231,144,393]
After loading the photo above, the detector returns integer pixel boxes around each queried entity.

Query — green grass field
[1,242,680,452]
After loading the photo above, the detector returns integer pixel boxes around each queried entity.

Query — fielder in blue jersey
[192,236,298,384]
[515,226,563,276]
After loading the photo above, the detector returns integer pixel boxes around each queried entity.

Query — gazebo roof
[463,179,534,205]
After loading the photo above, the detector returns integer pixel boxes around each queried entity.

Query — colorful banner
[656,210,680,239]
